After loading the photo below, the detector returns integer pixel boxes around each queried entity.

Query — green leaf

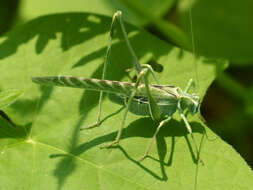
[0,89,24,109]
[19,0,175,25]
[178,0,253,63]
[0,1,18,35]
[0,13,252,190]
[245,87,253,116]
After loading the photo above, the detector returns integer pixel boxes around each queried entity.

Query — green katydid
[31,11,201,161]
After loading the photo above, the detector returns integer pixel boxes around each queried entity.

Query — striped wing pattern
[32,76,137,96]
[31,76,180,100]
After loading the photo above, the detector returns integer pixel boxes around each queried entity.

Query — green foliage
[19,0,175,25]
[0,89,23,109]
[178,0,253,63]
[0,0,18,35]
[0,13,252,190]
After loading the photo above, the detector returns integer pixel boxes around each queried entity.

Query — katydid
[31,11,201,161]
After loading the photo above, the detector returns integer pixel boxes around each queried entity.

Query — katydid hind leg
[114,11,161,121]
[114,11,160,86]
[141,64,160,85]
[134,67,161,121]
[124,64,160,85]
[114,11,142,73]
[81,11,149,130]
[124,67,137,82]
[80,11,117,130]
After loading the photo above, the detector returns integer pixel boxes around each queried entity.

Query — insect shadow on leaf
[32,11,203,163]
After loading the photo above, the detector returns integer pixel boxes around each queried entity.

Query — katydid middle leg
[101,90,137,148]
[139,116,171,161]
[101,66,156,148]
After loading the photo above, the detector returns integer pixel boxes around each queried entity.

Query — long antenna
[189,2,199,92]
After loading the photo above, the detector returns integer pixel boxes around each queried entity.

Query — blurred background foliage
[1,0,253,166]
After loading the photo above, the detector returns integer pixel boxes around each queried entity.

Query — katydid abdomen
[32,75,180,118]
[128,96,178,117]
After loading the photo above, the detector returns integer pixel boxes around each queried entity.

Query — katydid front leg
[184,78,194,93]
[179,112,203,164]
[178,102,202,164]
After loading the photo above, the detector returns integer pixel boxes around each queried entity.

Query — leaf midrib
[3,139,154,190]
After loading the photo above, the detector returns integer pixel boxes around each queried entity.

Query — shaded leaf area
[0,13,252,190]
[0,89,23,109]
[178,0,253,63]
[19,0,175,26]
[0,0,19,35]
